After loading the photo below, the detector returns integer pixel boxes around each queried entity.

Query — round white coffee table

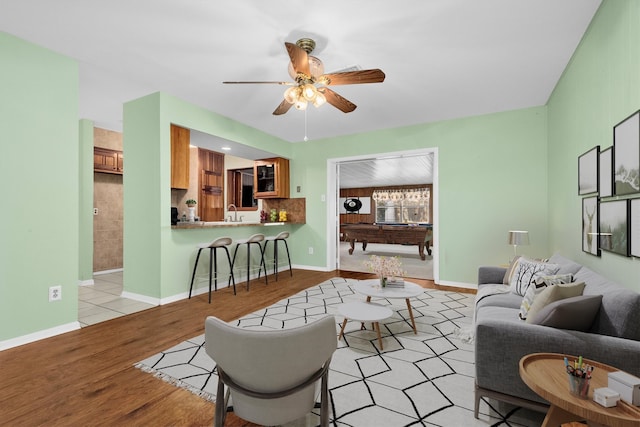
[354,279,424,334]
[337,301,393,350]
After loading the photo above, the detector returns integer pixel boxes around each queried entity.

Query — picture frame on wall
[578,146,599,195]
[630,199,640,257]
[599,199,630,257]
[582,196,600,256]
[613,110,640,196]
[599,147,613,197]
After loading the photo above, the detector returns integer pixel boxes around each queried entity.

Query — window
[372,188,430,223]
[227,168,257,209]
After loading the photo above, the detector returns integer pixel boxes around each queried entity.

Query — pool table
[341,223,432,260]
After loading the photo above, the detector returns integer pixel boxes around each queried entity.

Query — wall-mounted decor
[582,196,600,257]
[339,197,371,214]
[599,147,613,197]
[578,146,599,195]
[599,199,630,257]
[631,199,640,257]
[613,110,640,196]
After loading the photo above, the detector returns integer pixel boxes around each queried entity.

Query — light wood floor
[0,270,473,426]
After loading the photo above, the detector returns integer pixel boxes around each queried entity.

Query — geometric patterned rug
[135,277,544,426]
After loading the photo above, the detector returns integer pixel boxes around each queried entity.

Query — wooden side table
[519,353,640,427]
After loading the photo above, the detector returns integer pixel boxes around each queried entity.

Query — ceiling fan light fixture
[302,83,317,101]
[308,56,324,78]
[313,92,326,107]
[294,98,308,110]
[284,86,299,104]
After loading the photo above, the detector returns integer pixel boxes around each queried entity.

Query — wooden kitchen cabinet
[198,148,225,221]
[171,124,190,189]
[254,157,290,199]
[94,147,123,174]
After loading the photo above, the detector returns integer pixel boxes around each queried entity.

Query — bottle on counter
[279,209,287,222]
[270,209,277,222]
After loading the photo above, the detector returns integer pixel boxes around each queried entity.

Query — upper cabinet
[171,124,190,189]
[254,157,290,199]
[94,147,123,174]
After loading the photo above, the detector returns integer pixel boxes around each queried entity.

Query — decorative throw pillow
[528,294,603,331]
[525,282,586,324]
[502,256,522,284]
[508,258,560,296]
[518,274,574,320]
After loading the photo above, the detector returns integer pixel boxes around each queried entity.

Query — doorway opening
[327,148,438,282]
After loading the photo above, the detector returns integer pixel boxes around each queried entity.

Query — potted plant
[185,199,197,207]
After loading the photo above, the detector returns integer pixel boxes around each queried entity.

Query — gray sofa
[473,253,640,416]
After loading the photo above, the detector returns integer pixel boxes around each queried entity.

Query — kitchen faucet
[228,204,238,222]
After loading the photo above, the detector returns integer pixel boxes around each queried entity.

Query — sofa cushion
[529,294,603,331]
[577,267,640,340]
[518,273,574,320]
[525,282,585,323]
[507,258,560,296]
[547,253,583,276]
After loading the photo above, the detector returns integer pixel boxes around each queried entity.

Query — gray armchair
[204,315,337,427]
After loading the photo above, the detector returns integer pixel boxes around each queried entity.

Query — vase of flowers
[363,255,404,288]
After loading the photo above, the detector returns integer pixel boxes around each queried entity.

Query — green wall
[123,93,293,300]
[0,32,79,341]
[547,0,640,292]
[3,0,639,345]
[293,107,550,284]
[79,119,94,282]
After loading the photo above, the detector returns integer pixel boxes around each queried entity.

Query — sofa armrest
[475,314,640,403]
[478,266,506,285]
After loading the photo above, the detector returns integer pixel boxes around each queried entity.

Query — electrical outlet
[93,208,99,215]
[49,285,62,302]
[321,194,326,202]
[296,185,301,193]
[308,247,314,255]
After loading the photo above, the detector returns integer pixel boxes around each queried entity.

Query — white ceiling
[1,0,600,145]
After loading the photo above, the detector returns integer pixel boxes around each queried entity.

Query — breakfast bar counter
[172,221,287,229]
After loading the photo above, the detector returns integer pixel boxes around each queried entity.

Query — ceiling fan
[223,38,385,115]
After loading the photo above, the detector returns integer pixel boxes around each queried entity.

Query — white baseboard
[78,279,95,287]
[94,268,123,276]
[0,321,81,351]
[121,291,160,306]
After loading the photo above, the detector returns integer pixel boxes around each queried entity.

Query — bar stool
[262,231,292,281]
[189,236,236,303]
[231,233,268,291]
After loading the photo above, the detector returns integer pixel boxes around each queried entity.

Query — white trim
[78,279,95,287]
[94,268,123,275]
[121,291,161,306]
[0,322,81,351]
[327,148,439,283]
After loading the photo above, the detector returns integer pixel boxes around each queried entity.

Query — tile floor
[78,270,155,327]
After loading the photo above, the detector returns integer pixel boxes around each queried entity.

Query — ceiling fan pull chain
[304,108,309,141]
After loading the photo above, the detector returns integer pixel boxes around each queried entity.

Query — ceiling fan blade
[273,99,293,115]
[285,42,310,77]
[319,69,386,86]
[223,81,293,85]
[320,88,357,113]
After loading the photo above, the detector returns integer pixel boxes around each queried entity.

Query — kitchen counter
[172,221,286,229]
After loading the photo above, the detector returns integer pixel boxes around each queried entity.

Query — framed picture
[613,110,640,196]
[631,199,640,257]
[582,197,600,256]
[599,199,630,257]
[599,147,613,197]
[578,146,599,195]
